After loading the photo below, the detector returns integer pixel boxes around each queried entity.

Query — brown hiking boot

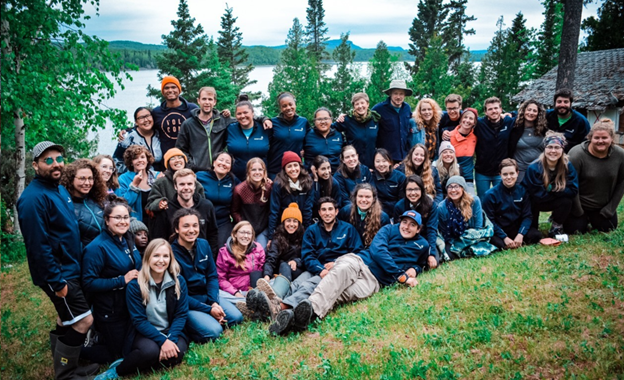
[256,278,279,301]
[236,301,254,320]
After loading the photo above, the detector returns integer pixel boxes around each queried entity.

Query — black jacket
[72,195,104,248]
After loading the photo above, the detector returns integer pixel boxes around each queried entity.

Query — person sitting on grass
[333,145,371,208]
[482,159,542,250]
[94,239,189,380]
[370,148,407,217]
[338,183,391,248]
[263,203,306,282]
[522,132,579,237]
[268,210,428,335]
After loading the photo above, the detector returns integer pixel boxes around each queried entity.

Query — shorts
[42,279,91,326]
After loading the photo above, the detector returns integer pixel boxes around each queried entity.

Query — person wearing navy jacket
[333,145,371,207]
[438,94,463,142]
[268,152,314,241]
[196,152,240,248]
[397,144,443,204]
[338,183,391,248]
[170,208,243,343]
[372,80,413,162]
[393,175,439,266]
[303,107,344,172]
[545,88,590,153]
[272,211,424,334]
[333,92,380,168]
[268,92,310,178]
[310,155,342,218]
[82,196,142,363]
[522,132,579,237]
[17,141,98,379]
[226,100,270,181]
[94,239,189,379]
[474,97,515,196]
[370,148,406,216]
[483,159,542,250]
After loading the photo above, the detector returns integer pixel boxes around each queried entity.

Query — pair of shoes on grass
[238,288,281,322]
[268,299,316,336]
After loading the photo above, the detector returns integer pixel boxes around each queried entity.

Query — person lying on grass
[268,210,429,335]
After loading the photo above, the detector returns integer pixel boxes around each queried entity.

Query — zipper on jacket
[84,201,102,233]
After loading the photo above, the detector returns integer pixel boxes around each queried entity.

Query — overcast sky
[83,0,600,50]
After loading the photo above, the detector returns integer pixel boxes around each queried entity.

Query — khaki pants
[308,253,380,319]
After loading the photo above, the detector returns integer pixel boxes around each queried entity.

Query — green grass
[2,207,624,379]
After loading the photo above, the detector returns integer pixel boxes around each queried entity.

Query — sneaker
[236,302,254,320]
[548,225,565,238]
[109,358,123,370]
[268,309,294,336]
[293,299,315,331]
[256,278,278,301]
[95,367,119,380]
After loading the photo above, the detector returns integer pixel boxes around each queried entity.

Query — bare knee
[72,314,93,333]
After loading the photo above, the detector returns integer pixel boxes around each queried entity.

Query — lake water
[94,62,401,154]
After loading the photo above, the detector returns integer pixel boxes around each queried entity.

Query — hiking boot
[256,278,278,301]
[293,299,315,331]
[268,309,294,336]
[252,291,276,321]
[236,301,254,320]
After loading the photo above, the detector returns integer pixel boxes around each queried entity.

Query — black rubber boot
[268,309,294,336]
[53,338,95,379]
[50,331,99,377]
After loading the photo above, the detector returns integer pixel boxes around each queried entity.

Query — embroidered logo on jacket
[336,234,346,240]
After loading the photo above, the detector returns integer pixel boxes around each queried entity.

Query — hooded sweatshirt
[152,96,199,154]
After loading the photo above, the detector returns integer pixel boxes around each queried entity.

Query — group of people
[16,76,624,379]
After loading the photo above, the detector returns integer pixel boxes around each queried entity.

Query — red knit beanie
[281,151,302,168]
[463,107,479,119]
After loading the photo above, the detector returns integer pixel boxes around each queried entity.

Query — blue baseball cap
[399,210,422,225]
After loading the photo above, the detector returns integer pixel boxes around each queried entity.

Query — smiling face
[317,161,331,180]
[485,102,502,122]
[446,101,461,121]
[163,83,180,102]
[355,189,374,212]
[441,149,455,165]
[342,148,359,169]
[174,174,195,202]
[447,183,464,202]
[314,110,332,133]
[176,214,199,245]
[545,143,563,164]
[213,153,232,176]
[411,146,426,168]
[420,101,433,122]
[500,166,518,188]
[98,158,114,182]
[459,112,476,132]
[390,89,406,107]
[318,202,338,225]
[236,104,254,128]
[249,161,265,184]
[235,224,254,247]
[374,153,391,174]
[72,167,94,197]
[198,90,216,115]
[284,218,300,234]
[132,153,148,172]
[279,96,297,121]
[135,108,154,133]
[149,245,171,278]
[589,130,613,155]
[555,96,572,117]
[285,162,301,181]
[168,155,186,171]
[524,103,539,122]
[33,149,64,182]
[399,218,421,239]
[405,182,422,204]
[106,205,130,236]
[353,98,369,116]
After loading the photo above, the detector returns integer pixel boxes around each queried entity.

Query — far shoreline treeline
[108,39,487,69]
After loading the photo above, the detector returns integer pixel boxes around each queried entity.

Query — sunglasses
[42,155,64,165]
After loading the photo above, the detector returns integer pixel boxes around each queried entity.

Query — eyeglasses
[99,164,116,173]
[315,117,332,122]
[76,176,94,183]
[136,114,152,122]
[42,155,64,165]
[447,107,460,111]
[447,184,461,190]
[237,231,253,236]
[406,188,422,193]
[109,215,130,221]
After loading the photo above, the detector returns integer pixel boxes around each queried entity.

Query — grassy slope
[2,206,623,379]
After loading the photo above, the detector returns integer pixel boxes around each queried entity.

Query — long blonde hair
[435,155,460,184]
[540,131,569,192]
[402,144,436,198]
[450,189,474,222]
[413,98,442,132]
[245,158,270,203]
[138,239,181,306]
[230,221,256,270]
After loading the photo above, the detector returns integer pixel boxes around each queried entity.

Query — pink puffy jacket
[216,238,266,295]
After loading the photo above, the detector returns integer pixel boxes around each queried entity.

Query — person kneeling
[270,211,427,334]
[95,239,188,379]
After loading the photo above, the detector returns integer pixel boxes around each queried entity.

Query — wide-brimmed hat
[383,80,413,97]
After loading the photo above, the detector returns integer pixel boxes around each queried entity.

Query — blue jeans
[475,173,501,197]
[186,299,243,343]
[256,228,269,251]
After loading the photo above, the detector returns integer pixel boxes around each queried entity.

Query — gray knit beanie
[446,175,467,191]
[129,217,148,234]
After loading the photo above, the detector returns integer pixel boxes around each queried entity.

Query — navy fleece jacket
[333,114,379,168]
[268,179,314,239]
[522,161,579,204]
[372,98,412,162]
[268,115,310,176]
[474,116,514,176]
[303,128,344,172]
[333,164,372,208]
[17,176,83,292]
[226,120,270,181]
[196,170,239,227]
[371,169,407,217]
[301,220,363,275]
[545,109,590,153]
[482,182,533,239]
[392,199,439,260]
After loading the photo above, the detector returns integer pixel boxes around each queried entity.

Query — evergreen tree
[147,0,208,99]
[304,0,330,65]
[196,39,238,111]
[443,0,476,71]
[534,0,563,77]
[325,33,366,115]
[405,0,448,75]
[263,18,319,119]
[217,4,259,99]
[581,0,624,51]
[411,35,455,107]
[366,41,397,107]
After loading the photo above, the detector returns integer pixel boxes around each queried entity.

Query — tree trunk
[13,108,26,235]
[556,0,583,90]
